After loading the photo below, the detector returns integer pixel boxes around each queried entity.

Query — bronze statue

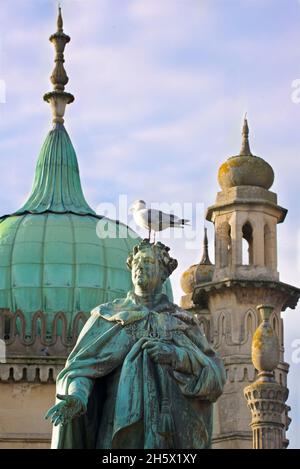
[46,240,225,448]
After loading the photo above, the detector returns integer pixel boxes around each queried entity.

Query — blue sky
[0,0,300,448]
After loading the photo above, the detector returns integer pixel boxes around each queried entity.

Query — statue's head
[127,240,178,294]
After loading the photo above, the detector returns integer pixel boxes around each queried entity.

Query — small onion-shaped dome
[180,264,197,294]
[218,118,274,190]
[195,262,214,285]
[180,228,214,294]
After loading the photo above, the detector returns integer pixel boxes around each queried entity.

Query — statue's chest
[130,311,175,341]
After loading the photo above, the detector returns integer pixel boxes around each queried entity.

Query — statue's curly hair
[127,239,178,280]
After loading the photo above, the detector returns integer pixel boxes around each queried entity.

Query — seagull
[129,200,190,242]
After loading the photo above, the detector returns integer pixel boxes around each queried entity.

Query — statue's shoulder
[91,297,127,318]
[172,303,199,327]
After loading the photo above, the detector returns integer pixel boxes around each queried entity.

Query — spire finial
[57,5,63,32]
[43,7,74,125]
[239,114,253,156]
[200,227,212,265]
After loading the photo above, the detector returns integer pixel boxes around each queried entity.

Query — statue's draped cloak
[51,292,225,449]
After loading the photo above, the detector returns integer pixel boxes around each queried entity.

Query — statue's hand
[142,339,175,365]
[45,394,86,426]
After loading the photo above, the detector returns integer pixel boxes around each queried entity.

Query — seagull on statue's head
[129,200,190,242]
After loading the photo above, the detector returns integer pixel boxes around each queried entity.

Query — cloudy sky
[0,0,300,448]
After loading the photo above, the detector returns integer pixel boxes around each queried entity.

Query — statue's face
[131,248,163,293]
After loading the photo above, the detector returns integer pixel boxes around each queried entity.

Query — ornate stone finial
[200,227,212,266]
[244,304,289,449]
[239,114,253,157]
[43,7,74,125]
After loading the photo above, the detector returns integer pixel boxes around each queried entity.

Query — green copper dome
[0,10,172,340]
[0,212,141,335]
[0,124,172,337]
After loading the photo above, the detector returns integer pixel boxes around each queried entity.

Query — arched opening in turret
[271,314,279,336]
[219,222,231,267]
[242,222,253,265]
[264,224,272,267]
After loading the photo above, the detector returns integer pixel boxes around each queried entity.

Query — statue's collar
[93,290,175,325]
[127,290,173,312]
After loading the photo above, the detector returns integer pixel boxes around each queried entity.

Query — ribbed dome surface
[15,124,95,215]
[0,213,146,332]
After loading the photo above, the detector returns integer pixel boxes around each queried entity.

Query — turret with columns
[181,118,300,449]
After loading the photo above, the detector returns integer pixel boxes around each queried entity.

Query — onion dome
[218,117,274,190]
[180,228,214,294]
[180,264,197,295]
[0,8,172,338]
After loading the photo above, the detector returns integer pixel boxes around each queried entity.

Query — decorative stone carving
[0,309,88,357]
[252,305,280,381]
[0,359,64,383]
[244,304,289,449]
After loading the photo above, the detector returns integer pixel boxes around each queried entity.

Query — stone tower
[181,119,300,449]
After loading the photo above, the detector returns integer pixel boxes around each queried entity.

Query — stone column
[253,220,265,267]
[244,305,289,449]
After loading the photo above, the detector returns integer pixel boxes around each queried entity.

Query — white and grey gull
[129,200,190,242]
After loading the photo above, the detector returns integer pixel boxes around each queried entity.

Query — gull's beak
[128,204,135,214]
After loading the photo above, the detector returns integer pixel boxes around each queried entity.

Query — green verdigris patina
[46,240,225,449]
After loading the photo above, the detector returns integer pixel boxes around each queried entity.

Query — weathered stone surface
[181,120,300,449]
[244,381,289,449]
[0,381,55,449]
[218,155,274,191]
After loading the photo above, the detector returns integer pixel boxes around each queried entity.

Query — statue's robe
[51,292,225,449]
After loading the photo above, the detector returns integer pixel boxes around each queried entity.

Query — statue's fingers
[143,341,160,351]
[52,402,63,412]
[50,410,62,424]
[142,338,161,348]
[148,349,160,359]
[140,337,150,345]
[145,345,158,356]
[53,414,63,426]
[142,340,154,349]
[45,403,62,420]
[45,408,54,420]
[151,354,161,363]
[57,416,67,427]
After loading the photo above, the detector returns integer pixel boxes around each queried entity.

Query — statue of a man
[46,240,225,449]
